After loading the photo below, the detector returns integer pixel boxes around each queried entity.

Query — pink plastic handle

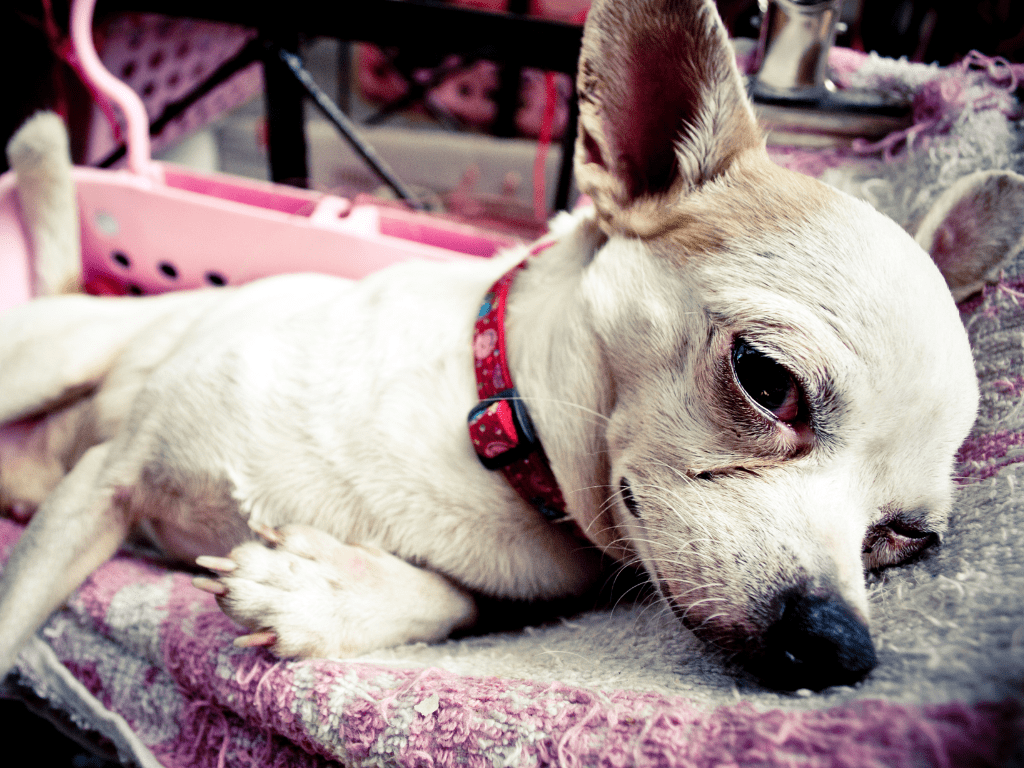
[71,0,162,183]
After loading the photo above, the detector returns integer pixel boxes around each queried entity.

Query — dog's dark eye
[732,339,801,422]
[862,518,939,570]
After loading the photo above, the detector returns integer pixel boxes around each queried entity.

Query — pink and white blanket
[4,50,1024,767]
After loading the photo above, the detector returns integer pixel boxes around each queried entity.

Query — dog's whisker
[592,494,621,518]
[662,535,721,553]
[654,479,723,534]
[508,395,611,425]
[633,527,726,567]
[626,594,674,632]
[610,535,667,554]
[678,596,729,623]
[635,606,674,635]
[579,518,622,541]
[630,476,721,533]
[664,547,725,569]
[660,581,727,599]
[567,482,615,496]
[694,611,730,631]
[648,459,696,487]
[608,582,655,615]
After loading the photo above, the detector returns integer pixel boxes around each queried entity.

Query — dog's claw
[193,576,229,596]
[196,555,237,573]
[234,630,277,648]
[248,519,283,546]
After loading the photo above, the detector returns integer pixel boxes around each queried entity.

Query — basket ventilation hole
[128,285,143,296]
[205,272,227,287]
[112,252,131,268]
[159,262,178,279]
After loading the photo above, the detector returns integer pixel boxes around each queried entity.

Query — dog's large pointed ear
[914,170,1024,302]
[574,0,762,231]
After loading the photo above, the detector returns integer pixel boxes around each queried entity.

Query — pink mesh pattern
[85,14,262,164]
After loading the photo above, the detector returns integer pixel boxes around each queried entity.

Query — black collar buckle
[467,387,539,470]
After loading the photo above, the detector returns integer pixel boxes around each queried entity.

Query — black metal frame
[94,0,584,211]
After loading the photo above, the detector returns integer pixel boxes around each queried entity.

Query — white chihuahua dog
[0,0,1013,692]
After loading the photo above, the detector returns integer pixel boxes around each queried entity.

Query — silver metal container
[748,0,912,146]
[752,0,843,101]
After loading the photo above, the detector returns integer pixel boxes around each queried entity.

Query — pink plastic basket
[0,0,516,315]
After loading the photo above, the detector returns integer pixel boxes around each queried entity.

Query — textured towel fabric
[4,50,1024,767]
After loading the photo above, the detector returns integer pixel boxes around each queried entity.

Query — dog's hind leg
[0,397,96,520]
[0,291,206,425]
[0,296,125,424]
[0,441,129,678]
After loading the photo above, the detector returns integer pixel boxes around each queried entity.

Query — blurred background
[1,0,1022,225]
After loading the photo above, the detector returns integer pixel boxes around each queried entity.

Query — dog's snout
[750,593,877,692]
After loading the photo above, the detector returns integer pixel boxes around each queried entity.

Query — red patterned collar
[468,243,569,523]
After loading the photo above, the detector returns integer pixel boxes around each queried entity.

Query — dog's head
[567,0,987,691]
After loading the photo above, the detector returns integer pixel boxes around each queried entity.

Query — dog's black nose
[750,594,877,691]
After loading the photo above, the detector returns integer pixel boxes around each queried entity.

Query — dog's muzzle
[746,593,877,691]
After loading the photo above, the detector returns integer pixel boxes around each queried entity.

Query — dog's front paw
[194,522,475,659]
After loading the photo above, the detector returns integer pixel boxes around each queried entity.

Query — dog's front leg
[194,523,478,658]
[0,442,129,677]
